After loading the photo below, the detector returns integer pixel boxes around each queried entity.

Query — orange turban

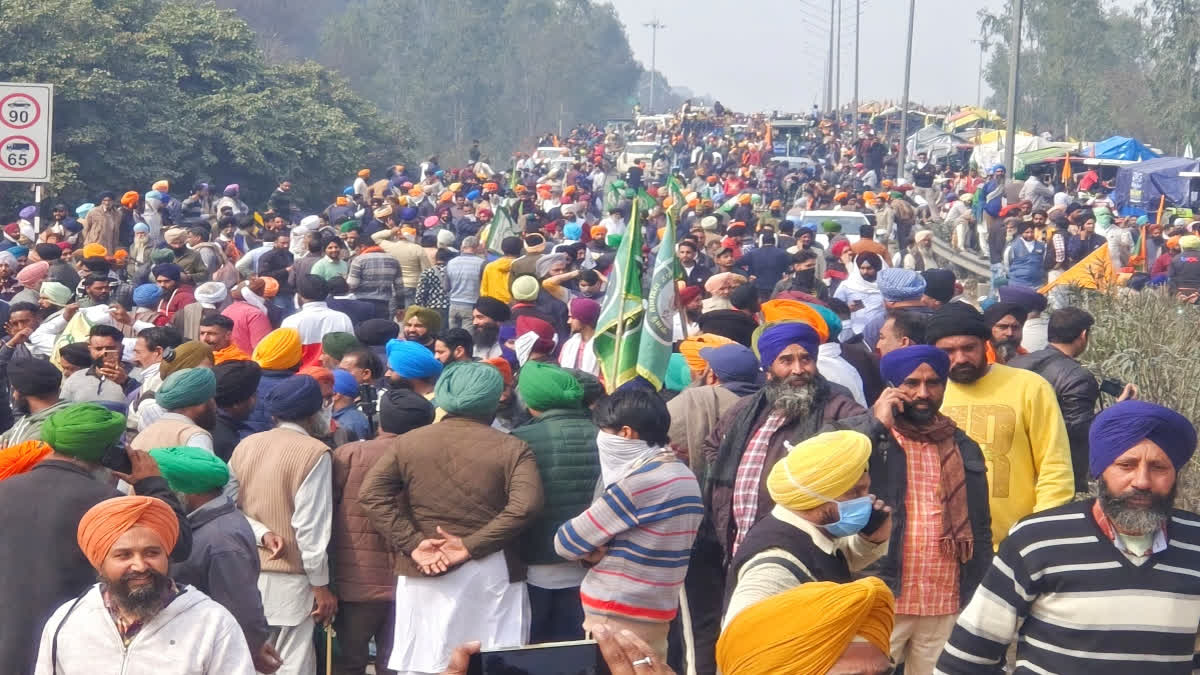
[760,299,830,342]
[1167,235,1182,252]
[253,327,302,370]
[679,333,735,374]
[563,185,577,197]
[120,191,139,210]
[299,365,334,389]
[717,577,895,675]
[152,180,169,192]
[112,249,128,263]
[590,225,607,240]
[77,496,180,569]
[212,343,250,365]
[336,196,349,206]
[408,187,423,198]
[357,169,371,178]
[82,243,107,259]
[483,182,499,192]
[834,191,849,202]
[0,440,51,480]
[484,357,513,387]
[261,276,279,298]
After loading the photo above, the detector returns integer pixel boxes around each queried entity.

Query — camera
[1100,378,1126,397]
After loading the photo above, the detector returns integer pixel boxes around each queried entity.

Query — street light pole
[972,37,989,108]
[643,18,666,114]
[896,0,916,180]
[835,0,841,122]
[853,0,860,127]
[826,0,835,113]
[1003,0,1023,177]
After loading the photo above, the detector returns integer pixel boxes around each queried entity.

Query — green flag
[485,199,520,254]
[594,198,646,392]
[666,175,686,219]
[636,210,679,390]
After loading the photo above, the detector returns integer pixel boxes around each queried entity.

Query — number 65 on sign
[0,83,52,182]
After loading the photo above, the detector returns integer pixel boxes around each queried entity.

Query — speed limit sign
[0,83,52,182]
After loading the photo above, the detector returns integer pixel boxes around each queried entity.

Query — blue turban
[332,369,359,397]
[989,164,1006,174]
[8,246,28,259]
[399,206,418,221]
[155,368,216,410]
[265,374,324,420]
[385,339,443,380]
[466,189,481,201]
[699,343,760,383]
[434,361,503,418]
[1136,215,1149,226]
[76,203,95,218]
[879,345,950,386]
[754,321,820,371]
[152,263,182,282]
[876,268,927,302]
[133,283,162,307]
[343,186,355,196]
[805,303,842,341]
[1089,400,1196,478]
[133,223,150,234]
[564,222,583,240]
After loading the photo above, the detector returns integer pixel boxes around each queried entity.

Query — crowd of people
[0,101,1197,675]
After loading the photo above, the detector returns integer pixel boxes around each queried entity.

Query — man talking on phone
[60,324,140,404]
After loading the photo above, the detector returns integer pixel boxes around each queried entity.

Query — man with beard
[772,249,827,300]
[982,301,1027,365]
[230,374,338,675]
[833,252,885,338]
[82,191,121,252]
[938,400,1200,674]
[130,369,224,474]
[929,302,1073,549]
[77,274,112,308]
[471,296,511,360]
[36,495,254,674]
[384,338,443,402]
[152,263,195,328]
[690,321,868,673]
[866,346,992,674]
[163,227,211,285]
[401,305,440,351]
[0,404,193,674]
[0,358,67,447]
[862,268,933,353]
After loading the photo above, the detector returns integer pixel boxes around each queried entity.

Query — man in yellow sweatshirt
[479,235,521,304]
[927,302,1074,548]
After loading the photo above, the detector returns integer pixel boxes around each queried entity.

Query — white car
[616,141,660,175]
[787,210,871,249]
[532,146,568,163]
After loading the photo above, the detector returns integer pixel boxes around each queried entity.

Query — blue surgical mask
[823,496,875,538]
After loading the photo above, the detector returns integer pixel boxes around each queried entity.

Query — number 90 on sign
[0,93,40,130]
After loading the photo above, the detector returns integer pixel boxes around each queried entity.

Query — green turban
[820,220,841,234]
[339,220,360,233]
[149,446,229,494]
[403,305,442,334]
[665,352,692,391]
[151,248,176,264]
[321,332,361,361]
[434,361,503,419]
[156,368,216,411]
[41,403,126,461]
[517,361,583,411]
[805,302,842,341]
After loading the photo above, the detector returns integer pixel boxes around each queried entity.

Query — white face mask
[595,430,663,487]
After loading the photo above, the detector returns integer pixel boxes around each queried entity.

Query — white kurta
[389,551,529,674]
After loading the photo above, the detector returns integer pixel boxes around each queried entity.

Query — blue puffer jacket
[511,408,601,566]
[1007,238,1046,288]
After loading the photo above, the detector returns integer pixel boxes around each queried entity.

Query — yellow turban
[717,577,895,675]
[252,327,302,371]
[678,333,735,374]
[760,300,829,343]
[766,430,871,511]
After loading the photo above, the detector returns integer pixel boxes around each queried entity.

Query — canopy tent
[1112,156,1200,216]
[1013,146,1073,178]
[946,107,1003,131]
[905,125,968,162]
[968,131,1049,171]
[1094,136,1159,162]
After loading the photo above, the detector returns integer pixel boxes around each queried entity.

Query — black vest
[725,513,851,608]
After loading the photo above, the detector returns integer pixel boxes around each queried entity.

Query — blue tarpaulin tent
[1094,136,1159,162]
[1112,156,1200,216]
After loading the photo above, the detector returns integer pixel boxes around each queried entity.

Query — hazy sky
[608,0,1000,113]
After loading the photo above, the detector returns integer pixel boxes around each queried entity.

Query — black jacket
[864,422,993,608]
[0,461,192,675]
[1007,347,1097,491]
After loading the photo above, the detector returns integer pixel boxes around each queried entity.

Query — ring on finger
[632,657,653,667]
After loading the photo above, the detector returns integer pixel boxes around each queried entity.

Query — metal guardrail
[928,233,991,281]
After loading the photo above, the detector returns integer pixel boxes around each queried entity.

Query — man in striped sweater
[555,389,703,664]
[936,400,1200,674]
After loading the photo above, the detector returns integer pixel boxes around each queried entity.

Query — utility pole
[643,18,666,114]
[826,0,835,113]
[1003,0,1023,177]
[852,0,860,128]
[972,36,989,108]
[835,0,841,122]
[897,0,916,180]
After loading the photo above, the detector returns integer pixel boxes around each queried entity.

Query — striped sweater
[555,458,703,623]
[936,499,1200,674]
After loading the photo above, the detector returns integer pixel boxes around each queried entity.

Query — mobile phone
[861,503,890,536]
[99,442,132,475]
[1100,378,1125,397]
[467,640,610,675]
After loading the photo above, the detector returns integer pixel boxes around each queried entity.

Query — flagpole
[609,196,638,393]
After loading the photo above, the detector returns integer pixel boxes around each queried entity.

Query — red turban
[77,496,179,569]
[516,315,556,354]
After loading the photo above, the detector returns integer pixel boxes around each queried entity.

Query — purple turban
[879,344,950,386]
[754,321,820,371]
[569,297,601,327]
[1089,400,1196,478]
[19,205,36,221]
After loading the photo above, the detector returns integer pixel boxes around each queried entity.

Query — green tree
[1143,0,1200,149]
[0,0,410,211]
